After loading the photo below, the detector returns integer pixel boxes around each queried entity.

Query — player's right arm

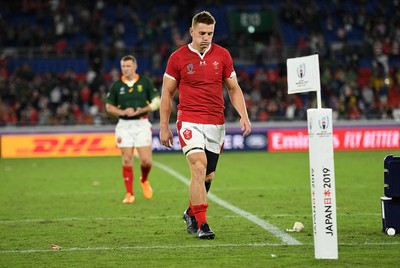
[159,75,178,148]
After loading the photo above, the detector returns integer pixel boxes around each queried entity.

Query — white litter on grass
[50,244,62,250]
[271,254,277,258]
[286,222,305,232]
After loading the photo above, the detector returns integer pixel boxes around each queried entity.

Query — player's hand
[240,117,251,137]
[123,108,135,117]
[134,107,147,116]
[159,128,173,148]
[124,107,149,117]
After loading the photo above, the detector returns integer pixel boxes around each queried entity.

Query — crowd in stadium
[1,0,400,126]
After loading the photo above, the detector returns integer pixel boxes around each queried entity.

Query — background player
[106,55,160,204]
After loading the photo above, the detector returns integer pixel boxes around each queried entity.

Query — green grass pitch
[1,150,400,267]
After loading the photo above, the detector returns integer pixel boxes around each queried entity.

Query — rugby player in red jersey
[159,11,251,239]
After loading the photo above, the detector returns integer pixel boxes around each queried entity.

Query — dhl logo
[1,133,120,158]
[33,137,107,152]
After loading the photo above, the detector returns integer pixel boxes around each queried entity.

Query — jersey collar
[121,74,139,84]
[188,43,211,59]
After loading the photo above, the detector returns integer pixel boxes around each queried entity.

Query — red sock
[122,165,133,194]
[188,201,195,217]
[193,204,209,227]
[140,164,151,182]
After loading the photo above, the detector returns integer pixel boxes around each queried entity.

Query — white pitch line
[153,161,302,245]
[0,212,381,224]
[0,215,248,224]
[2,241,400,254]
[0,243,286,254]
[0,216,176,223]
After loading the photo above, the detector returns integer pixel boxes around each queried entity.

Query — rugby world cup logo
[318,116,329,130]
[297,63,306,78]
[187,63,194,74]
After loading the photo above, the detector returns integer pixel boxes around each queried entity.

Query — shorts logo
[183,129,192,140]
[117,137,122,144]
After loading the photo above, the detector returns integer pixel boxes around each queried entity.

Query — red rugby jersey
[165,43,236,124]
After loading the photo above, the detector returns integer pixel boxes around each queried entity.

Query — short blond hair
[192,11,215,27]
[121,55,137,63]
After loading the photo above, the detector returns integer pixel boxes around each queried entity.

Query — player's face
[190,23,214,53]
[120,60,137,78]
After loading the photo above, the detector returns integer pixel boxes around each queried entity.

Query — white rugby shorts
[115,119,152,148]
[177,121,225,156]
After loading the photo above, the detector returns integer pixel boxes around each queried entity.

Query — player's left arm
[136,78,161,115]
[147,83,161,112]
[134,96,160,115]
[224,76,251,137]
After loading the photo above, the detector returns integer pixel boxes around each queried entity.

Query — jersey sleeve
[222,49,236,79]
[106,82,118,106]
[165,52,180,81]
[145,76,160,100]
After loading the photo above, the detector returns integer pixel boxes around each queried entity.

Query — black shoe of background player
[182,208,198,234]
[197,222,215,239]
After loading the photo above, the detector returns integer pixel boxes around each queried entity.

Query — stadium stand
[0,0,400,126]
